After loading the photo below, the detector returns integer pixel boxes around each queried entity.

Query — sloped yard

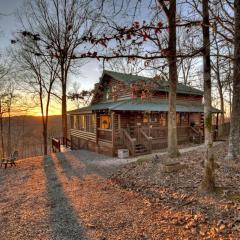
[0,144,239,240]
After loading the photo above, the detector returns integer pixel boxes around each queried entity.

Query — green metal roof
[67,105,92,114]
[103,70,203,96]
[69,99,221,114]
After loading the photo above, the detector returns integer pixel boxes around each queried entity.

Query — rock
[86,223,96,228]
[232,225,240,231]
[159,161,186,173]
[199,230,206,237]
[191,227,197,235]
[234,216,240,223]
[217,219,224,226]
[219,224,226,231]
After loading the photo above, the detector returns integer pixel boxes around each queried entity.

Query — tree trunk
[167,0,179,158]
[214,37,225,136]
[43,122,48,155]
[216,61,226,136]
[226,0,240,161]
[200,0,215,192]
[7,108,11,157]
[0,100,4,158]
[219,91,225,136]
[22,116,25,159]
[62,82,68,144]
[39,84,50,156]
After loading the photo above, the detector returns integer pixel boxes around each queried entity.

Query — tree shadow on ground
[56,150,118,179]
[54,152,85,180]
[43,155,88,240]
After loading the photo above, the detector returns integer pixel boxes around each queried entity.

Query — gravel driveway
[54,150,133,178]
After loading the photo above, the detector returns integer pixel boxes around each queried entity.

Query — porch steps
[135,144,149,156]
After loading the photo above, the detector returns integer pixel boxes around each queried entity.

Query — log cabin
[68,70,221,157]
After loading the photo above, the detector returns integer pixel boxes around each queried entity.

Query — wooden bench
[0,151,18,169]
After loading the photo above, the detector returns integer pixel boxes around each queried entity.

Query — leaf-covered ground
[0,143,239,239]
[111,142,240,239]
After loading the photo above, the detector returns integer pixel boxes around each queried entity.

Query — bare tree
[156,0,180,157]
[18,0,100,142]
[200,0,215,192]
[225,0,240,161]
[12,37,59,155]
[68,81,94,108]
[0,81,16,158]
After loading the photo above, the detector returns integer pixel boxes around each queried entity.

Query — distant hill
[1,115,67,159]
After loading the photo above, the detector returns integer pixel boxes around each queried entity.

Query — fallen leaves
[111,142,240,239]
[1,143,240,239]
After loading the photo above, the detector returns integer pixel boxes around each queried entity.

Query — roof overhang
[68,99,221,114]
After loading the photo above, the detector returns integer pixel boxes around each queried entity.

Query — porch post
[111,112,115,156]
[95,113,98,144]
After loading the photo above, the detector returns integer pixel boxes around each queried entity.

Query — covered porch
[69,100,221,156]
[94,110,204,156]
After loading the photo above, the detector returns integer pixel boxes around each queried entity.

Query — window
[159,113,167,126]
[176,113,181,126]
[79,115,85,130]
[150,113,158,123]
[100,115,111,129]
[85,115,90,132]
[73,115,77,129]
[106,88,110,100]
[91,114,96,132]
[180,113,188,125]
[143,114,149,123]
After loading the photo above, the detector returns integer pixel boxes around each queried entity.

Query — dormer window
[106,89,110,100]
[112,85,118,100]
[131,83,138,99]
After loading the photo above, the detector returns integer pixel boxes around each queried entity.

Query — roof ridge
[103,69,153,80]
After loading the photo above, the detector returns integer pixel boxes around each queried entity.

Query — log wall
[92,75,203,104]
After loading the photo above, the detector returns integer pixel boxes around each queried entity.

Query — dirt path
[61,142,224,171]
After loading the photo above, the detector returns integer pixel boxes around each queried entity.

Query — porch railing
[139,128,152,153]
[142,127,168,139]
[98,128,112,143]
[189,126,203,143]
[52,137,71,153]
[177,126,190,142]
[121,129,136,156]
[52,138,60,153]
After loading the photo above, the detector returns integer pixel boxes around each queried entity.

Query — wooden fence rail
[52,137,71,153]
[52,138,61,153]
